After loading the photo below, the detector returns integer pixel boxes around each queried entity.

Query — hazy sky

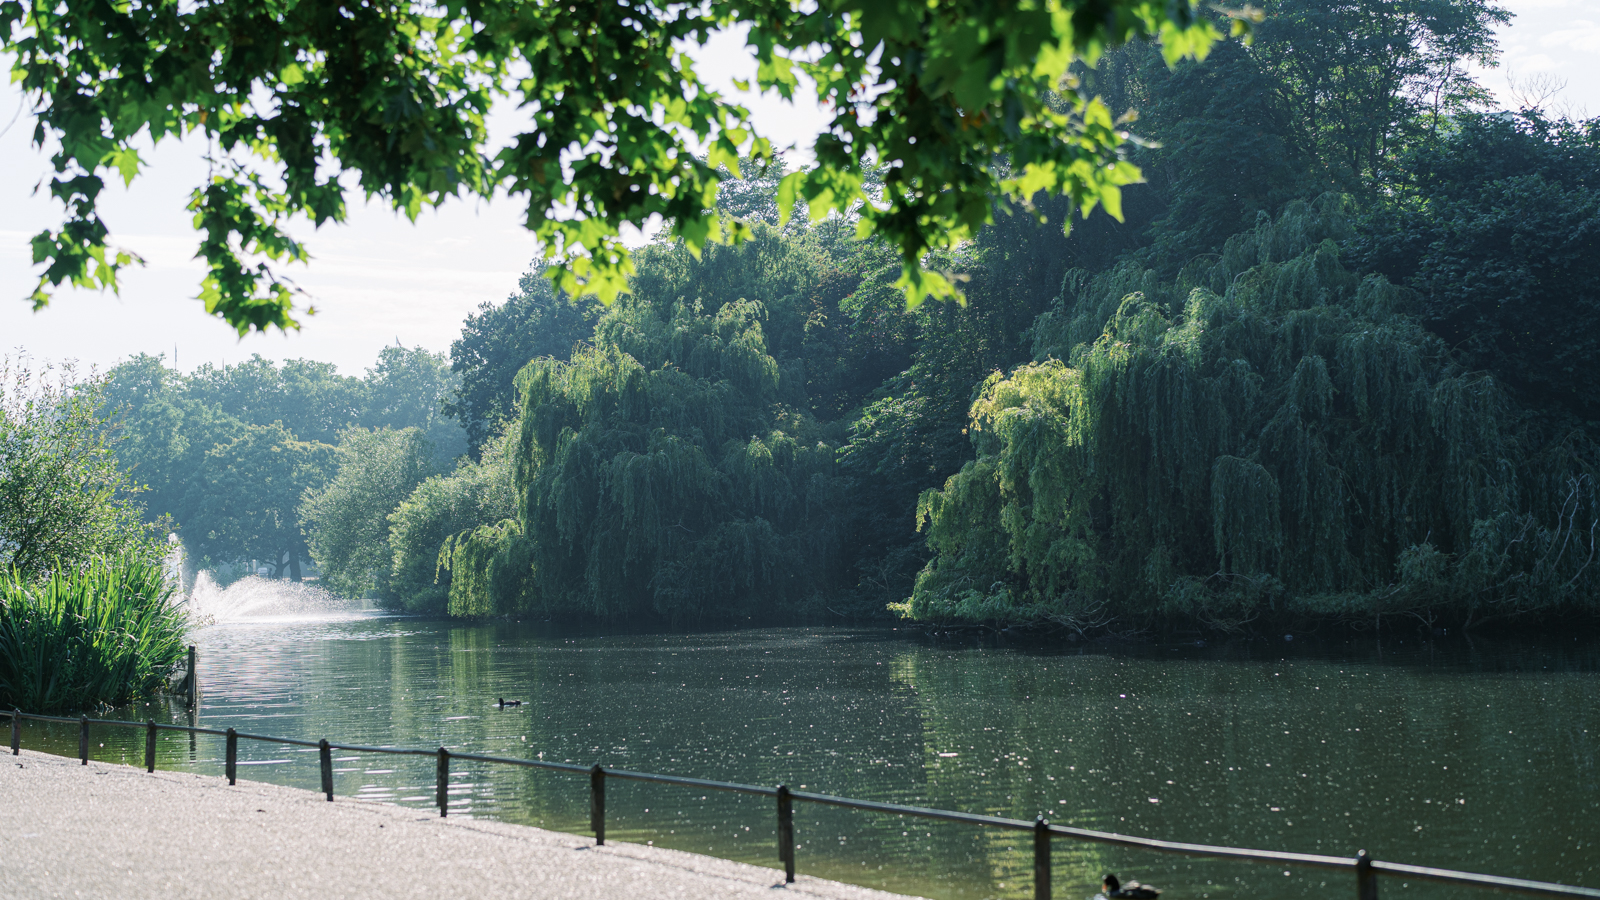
[3,5,1597,377]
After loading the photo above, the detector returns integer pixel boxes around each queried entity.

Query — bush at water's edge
[0,553,189,713]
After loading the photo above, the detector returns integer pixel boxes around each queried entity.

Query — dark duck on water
[1102,874,1161,899]
[498,698,522,708]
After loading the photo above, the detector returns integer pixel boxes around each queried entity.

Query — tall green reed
[0,553,189,713]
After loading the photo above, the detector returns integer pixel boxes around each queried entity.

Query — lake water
[19,590,1600,900]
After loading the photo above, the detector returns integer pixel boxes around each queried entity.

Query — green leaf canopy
[1,0,1225,329]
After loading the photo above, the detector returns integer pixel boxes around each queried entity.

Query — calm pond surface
[21,598,1600,900]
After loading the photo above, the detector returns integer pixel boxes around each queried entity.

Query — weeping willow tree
[904,196,1600,630]
[440,290,851,622]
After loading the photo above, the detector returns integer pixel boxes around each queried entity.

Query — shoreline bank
[1,748,919,900]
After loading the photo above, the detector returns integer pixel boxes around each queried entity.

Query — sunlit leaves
[4,0,1225,329]
[750,0,1222,306]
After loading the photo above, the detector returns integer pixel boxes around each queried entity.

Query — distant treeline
[104,0,1600,631]
[104,347,465,584]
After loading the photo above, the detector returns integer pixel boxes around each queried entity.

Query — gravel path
[1,749,921,900]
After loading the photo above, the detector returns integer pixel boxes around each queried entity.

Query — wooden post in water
[9,709,18,756]
[185,644,198,709]
[776,784,795,884]
[1033,816,1051,900]
[225,728,238,785]
[1356,849,1379,900]
[589,764,606,845]
[144,720,156,772]
[319,739,334,801]
[436,747,449,817]
[78,715,88,765]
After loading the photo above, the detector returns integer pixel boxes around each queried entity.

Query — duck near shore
[1101,874,1161,898]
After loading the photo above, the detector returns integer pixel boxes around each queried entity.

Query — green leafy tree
[3,0,1227,330]
[182,423,335,579]
[1355,111,1600,419]
[834,189,1082,610]
[446,265,602,454]
[713,153,804,226]
[185,356,365,446]
[105,349,467,579]
[361,346,468,467]
[1126,38,1318,269]
[443,292,851,621]
[301,427,435,599]
[386,427,519,613]
[911,199,1600,629]
[1249,0,1508,189]
[1035,0,1510,272]
[0,358,164,579]
[103,354,245,530]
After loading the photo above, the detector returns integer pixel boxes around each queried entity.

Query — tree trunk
[289,550,303,583]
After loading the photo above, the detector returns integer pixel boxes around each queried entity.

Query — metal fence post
[1034,816,1052,900]
[436,747,449,817]
[225,728,237,785]
[1357,849,1379,900]
[10,709,18,755]
[79,715,88,765]
[319,739,334,801]
[590,764,607,846]
[776,784,795,884]
[144,720,156,772]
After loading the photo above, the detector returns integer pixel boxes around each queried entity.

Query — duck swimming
[1102,874,1161,899]
[498,698,522,708]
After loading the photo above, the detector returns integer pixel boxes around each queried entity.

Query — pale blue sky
[3,6,1596,377]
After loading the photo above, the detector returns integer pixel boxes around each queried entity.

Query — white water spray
[164,534,369,623]
[185,572,368,623]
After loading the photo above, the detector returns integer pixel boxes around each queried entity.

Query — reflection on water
[21,608,1600,900]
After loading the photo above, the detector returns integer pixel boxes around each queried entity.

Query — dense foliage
[2,359,166,580]
[301,427,435,598]
[387,429,519,613]
[1,361,187,713]
[105,347,465,578]
[447,267,602,455]
[908,199,1599,630]
[1356,112,1600,421]
[0,553,188,712]
[183,423,335,581]
[67,0,1600,634]
[4,0,1223,330]
[440,232,858,619]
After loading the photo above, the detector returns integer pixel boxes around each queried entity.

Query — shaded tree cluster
[911,200,1600,629]
[105,347,466,581]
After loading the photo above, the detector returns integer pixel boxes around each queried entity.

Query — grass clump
[0,553,189,713]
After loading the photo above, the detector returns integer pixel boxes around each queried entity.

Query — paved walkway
[2,749,921,900]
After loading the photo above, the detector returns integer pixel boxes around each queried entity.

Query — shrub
[1,357,166,578]
[0,553,189,713]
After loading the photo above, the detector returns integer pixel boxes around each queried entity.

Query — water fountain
[164,534,371,624]
[184,571,370,624]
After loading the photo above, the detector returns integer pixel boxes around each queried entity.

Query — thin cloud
[1541,19,1600,52]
